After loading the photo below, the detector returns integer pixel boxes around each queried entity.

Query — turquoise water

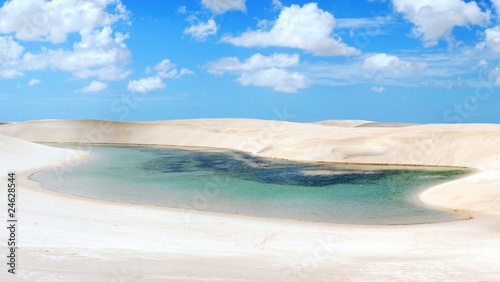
[32,145,469,224]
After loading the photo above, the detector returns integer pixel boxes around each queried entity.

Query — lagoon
[32,145,469,224]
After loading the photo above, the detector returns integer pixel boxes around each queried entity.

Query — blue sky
[0,0,499,123]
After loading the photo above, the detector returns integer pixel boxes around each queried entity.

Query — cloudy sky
[1,0,499,123]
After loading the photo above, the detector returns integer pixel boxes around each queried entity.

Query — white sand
[1,119,500,281]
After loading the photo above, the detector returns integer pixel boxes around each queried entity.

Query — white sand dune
[2,119,500,169]
[1,119,500,281]
[312,119,372,127]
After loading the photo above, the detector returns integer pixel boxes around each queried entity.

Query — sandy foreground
[0,119,500,281]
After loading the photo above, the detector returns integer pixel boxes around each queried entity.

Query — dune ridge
[2,119,500,169]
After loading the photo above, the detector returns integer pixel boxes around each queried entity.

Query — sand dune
[312,120,372,127]
[355,122,418,128]
[1,119,500,280]
[2,119,500,169]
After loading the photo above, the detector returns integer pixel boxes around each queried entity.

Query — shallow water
[32,145,469,224]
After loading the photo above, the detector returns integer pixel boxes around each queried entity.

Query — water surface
[32,145,469,224]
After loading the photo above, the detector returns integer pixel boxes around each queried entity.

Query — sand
[1,119,499,281]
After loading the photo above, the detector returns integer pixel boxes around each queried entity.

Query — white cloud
[493,0,500,17]
[178,6,187,14]
[148,59,194,78]
[0,36,24,79]
[0,0,128,43]
[361,53,427,73]
[481,26,500,52]
[184,19,217,41]
[303,51,478,88]
[28,78,40,86]
[222,3,359,56]
[127,76,166,93]
[151,59,174,76]
[207,53,299,74]
[237,67,312,93]
[0,1,131,82]
[179,68,195,77]
[207,53,311,92]
[477,59,487,66]
[201,0,246,14]
[272,0,283,10]
[78,80,107,93]
[21,26,132,81]
[127,58,192,93]
[336,16,392,29]
[0,69,22,79]
[391,0,489,46]
[0,36,23,63]
[362,53,409,70]
[490,67,500,86]
[371,86,385,93]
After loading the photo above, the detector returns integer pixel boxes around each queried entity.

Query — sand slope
[1,119,500,281]
[0,134,87,172]
[1,119,500,169]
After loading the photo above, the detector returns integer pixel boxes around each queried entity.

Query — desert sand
[1,119,500,281]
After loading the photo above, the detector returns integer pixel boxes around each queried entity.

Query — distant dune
[313,120,373,127]
[314,120,418,128]
[355,122,418,127]
[1,119,499,169]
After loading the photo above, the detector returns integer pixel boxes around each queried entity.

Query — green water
[32,145,469,224]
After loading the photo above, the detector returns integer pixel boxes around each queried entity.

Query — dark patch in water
[140,148,465,187]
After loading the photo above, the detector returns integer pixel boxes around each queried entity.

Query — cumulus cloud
[78,80,107,93]
[201,0,246,14]
[207,53,311,92]
[0,36,23,63]
[127,76,166,93]
[493,0,500,17]
[0,1,132,82]
[0,36,24,79]
[272,0,283,10]
[391,0,488,46]
[148,59,194,79]
[237,68,312,93]
[127,59,192,93]
[361,53,427,73]
[207,53,299,74]
[0,69,22,79]
[371,86,385,93]
[222,3,359,56]
[0,0,128,43]
[480,26,500,52]
[21,26,131,81]
[28,78,40,86]
[184,19,217,41]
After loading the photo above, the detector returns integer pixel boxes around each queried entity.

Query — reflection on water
[32,145,469,225]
